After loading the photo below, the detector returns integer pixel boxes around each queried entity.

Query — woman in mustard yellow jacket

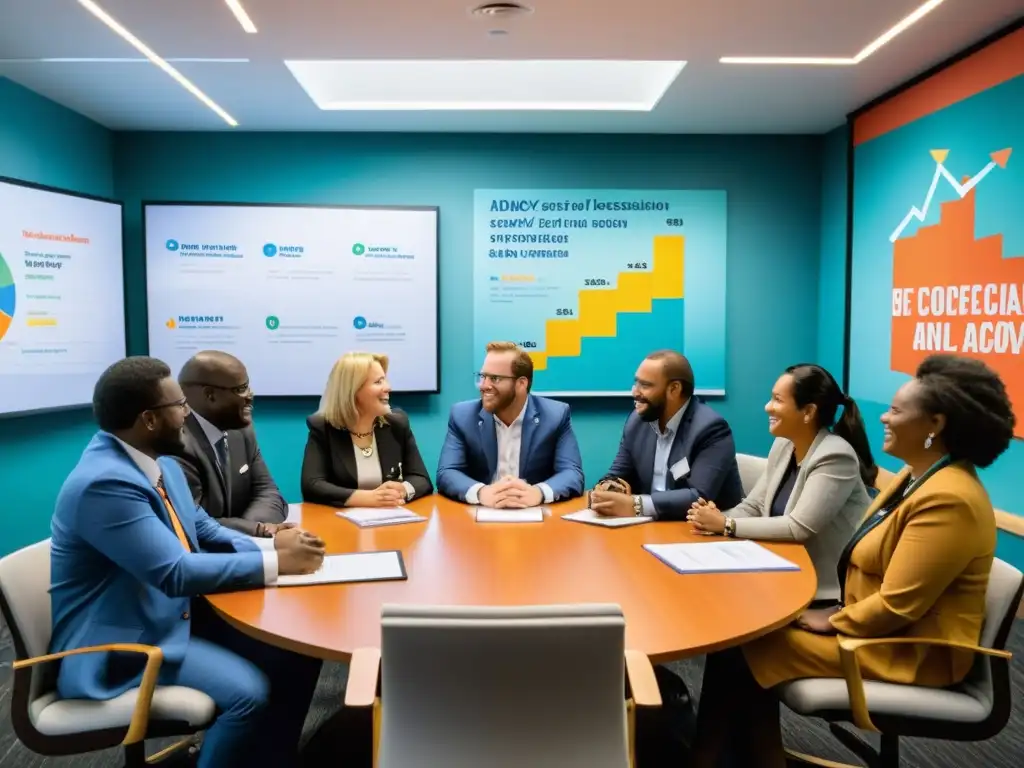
[691,355,1016,767]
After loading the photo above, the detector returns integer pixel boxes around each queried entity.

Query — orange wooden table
[206,495,816,664]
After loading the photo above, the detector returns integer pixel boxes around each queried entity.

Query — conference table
[206,495,817,664]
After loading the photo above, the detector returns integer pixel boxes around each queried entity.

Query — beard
[636,396,665,423]
[152,426,186,456]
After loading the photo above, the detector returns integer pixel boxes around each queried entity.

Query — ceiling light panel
[284,59,686,111]
[75,0,238,126]
[720,0,947,66]
[224,1,258,34]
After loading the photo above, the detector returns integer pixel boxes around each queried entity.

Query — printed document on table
[337,507,427,528]
[475,507,544,523]
[276,551,407,587]
[562,509,653,527]
[643,540,800,574]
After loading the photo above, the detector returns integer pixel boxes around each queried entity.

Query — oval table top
[206,495,816,663]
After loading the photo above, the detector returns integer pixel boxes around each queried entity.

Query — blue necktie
[215,435,230,481]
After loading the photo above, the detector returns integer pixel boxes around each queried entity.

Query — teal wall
[816,124,847,378]
[113,132,823,514]
[0,78,115,554]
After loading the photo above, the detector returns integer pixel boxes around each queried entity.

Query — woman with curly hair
[691,354,1017,767]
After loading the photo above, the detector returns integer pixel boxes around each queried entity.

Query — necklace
[350,429,374,458]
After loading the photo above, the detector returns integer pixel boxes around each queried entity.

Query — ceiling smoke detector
[470,3,534,18]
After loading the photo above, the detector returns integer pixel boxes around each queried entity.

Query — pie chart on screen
[0,251,15,342]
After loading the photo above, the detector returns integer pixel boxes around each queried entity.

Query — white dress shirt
[466,401,554,505]
[114,436,278,585]
[640,400,688,516]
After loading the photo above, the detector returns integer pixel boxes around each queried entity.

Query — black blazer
[301,408,433,507]
[174,413,288,536]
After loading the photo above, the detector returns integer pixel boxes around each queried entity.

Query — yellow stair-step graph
[530,235,684,371]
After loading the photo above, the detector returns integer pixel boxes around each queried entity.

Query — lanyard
[836,455,952,605]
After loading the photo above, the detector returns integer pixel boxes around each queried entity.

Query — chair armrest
[344,647,381,707]
[14,643,163,746]
[836,636,1011,732]
[624,650,661,707]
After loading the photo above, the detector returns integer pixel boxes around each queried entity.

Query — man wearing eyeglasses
[436,340,584,506]
[175,350,288,537]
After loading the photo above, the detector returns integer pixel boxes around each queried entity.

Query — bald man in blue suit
[49,357,325,768]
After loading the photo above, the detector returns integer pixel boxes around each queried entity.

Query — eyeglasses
[147,397,190,414]
[475,372,520,385]
[182,381,252,396]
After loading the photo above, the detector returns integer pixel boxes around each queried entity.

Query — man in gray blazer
[174,351,288,537]
[591,350,743,521]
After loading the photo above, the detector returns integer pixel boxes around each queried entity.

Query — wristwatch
[723,517,736,537]
[632,495,643,516]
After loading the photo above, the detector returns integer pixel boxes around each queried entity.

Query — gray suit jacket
[727,430,871,600]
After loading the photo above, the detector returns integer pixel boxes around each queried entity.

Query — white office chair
[736,453,768,496]
[0,539,215,766]
[344,603,661,768]
[781,558,1023,767]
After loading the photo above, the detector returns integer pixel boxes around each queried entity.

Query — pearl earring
[924,433,934,450]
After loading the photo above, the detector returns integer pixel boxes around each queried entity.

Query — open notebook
[643,540,800,574]
[275,551,408,587]
[562,509,653,528]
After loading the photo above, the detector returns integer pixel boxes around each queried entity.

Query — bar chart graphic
[0,252,15,342]
[473,189,726,396]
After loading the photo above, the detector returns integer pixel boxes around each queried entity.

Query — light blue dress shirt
[641,400,688,516]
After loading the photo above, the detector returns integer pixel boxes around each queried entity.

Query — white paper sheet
[276,551,406,587]
[475,507,544,523]
[337,507,427,528]
[643,540,800,574]
[561,509,653,527]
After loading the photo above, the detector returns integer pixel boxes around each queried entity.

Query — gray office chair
[781,557,1023,768]
[344,603,662,768]
[736,453,768,496]
[0,539,215,766]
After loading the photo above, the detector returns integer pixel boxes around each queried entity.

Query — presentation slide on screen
[145,204,439,395]
[848,26,1022,512]
[473,189,727,396]
[0,180,125,416]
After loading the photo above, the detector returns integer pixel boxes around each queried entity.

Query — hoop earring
[924,433,934,450]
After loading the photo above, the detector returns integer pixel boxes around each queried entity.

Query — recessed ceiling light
[720,0,946,66]
[75,0,238,126]
[225,0,258,34]
[470,3,533,18]
[284,59,685,111]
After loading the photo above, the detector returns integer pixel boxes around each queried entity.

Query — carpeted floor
[2,619,1022,767]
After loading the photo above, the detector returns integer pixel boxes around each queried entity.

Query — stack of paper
[475,507,545,523]
[643,540,800,574]
[337,507,427,528]
[276,551,407,587]
[562,509,653,528]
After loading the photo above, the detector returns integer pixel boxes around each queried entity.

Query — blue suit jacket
[603,399,744,520]
[436,395,584,501]
[49,432,267,701]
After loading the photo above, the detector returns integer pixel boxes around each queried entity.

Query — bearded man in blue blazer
[49,357,325,768]
[437,341,584,506]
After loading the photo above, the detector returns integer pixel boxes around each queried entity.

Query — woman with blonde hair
[301,352,433,507]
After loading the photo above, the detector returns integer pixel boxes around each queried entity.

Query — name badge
[669,457,690,480]
[239,464,249,474]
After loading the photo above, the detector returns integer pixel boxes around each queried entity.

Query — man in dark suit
[175,351,288,537]
[436,341,584,506]
[591,350,743,520]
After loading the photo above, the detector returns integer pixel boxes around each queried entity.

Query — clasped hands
[589,478,635,517]
[479,476,543,508]
[271,524,326,576]
[687,498,728,535]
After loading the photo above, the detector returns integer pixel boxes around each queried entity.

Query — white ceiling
[0,0,1019,133]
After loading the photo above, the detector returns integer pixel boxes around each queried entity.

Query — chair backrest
[956,558,1024,730]
[378,603,629,768]
[0,540,55,702]
[736,453,767,496]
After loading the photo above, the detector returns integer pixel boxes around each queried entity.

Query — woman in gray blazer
[688,363,876,604]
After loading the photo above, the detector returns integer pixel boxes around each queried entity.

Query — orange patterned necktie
[156,478,192,552]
